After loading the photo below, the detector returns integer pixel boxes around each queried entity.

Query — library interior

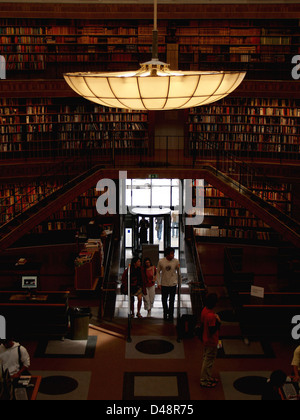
[0,0,300,401]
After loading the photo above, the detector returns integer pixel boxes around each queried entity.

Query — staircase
[0,164,106,252]
[202,164,300,248]
[1,157,300,253]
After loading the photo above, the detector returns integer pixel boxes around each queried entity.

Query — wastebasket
[69,307,91,340]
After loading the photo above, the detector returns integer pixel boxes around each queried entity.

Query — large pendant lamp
[64,1,246,111]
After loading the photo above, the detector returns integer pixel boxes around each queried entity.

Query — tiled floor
[19,243,299,401]
[24,293,298,401]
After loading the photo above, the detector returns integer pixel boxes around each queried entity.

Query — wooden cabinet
[0,291,69,339]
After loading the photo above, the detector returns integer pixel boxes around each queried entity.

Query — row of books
[181,52,282,64]
[0,26,45,35]
[6,62,45,70]
[58,121,147,131]
[190,123,300,134]
[0,125,23,133]
[0,100,148,118]
[4,34,294,46]
[190,115,300,126]
[191,106,300,117]
[206,184,290,195]
[206,185,290,200]
[0,45,47,53]
[0,33,166,44]
[0,139,148,152]
[0,183,59,197]
[179,43,291,54]
[59,139,146,149]
[0,133,147,143]
[205,207,269,218]
[191,137,300,151]
[204,196,291,213]
[194,227,278,241]
[24,104,147,115]
[177,27,263,36]
[206,183,291,214]
[57,113,147,123]
[0,116,21,124]
[191,98,300,108]
[0,26,140,36]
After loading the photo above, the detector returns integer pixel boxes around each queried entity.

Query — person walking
[200,293,221,388]
[142,258,157,318]
[121,257,146,319]
[157,247,180,322]
[139,216,149,246]
[155,217,163,241]
[171,210,179,238]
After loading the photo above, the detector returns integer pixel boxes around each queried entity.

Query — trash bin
[69,307,91,340]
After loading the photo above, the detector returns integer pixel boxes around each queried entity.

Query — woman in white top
[142,258,157,318]
[0,339,30,379]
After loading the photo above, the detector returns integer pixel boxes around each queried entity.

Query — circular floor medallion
[135,339,175,355]
[233,376,267,396]
[39,375,79,395]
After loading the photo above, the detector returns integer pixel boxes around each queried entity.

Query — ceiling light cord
[152,0,159,62]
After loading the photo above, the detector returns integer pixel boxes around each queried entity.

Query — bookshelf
[0,19,167,76]
[0,17,298,79]
[0,180,62,224]
[0,97,149,159]
[194,182,287,244]
[0,178,112,235]
[37,188,100,233]
[188,97,300,160]
[0,6,299,246]
[176,19,300,79]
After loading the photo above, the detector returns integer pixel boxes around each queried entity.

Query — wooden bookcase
[0,179,62,224]
[0,179,113,233]
[0,19,167,76]
[0,97,149,158]
[0,6,299,247]
[176,19,300,79]
[33,187,101,234]
[194,181,289,244]
[0,17,298,79]
[188,97,300,160]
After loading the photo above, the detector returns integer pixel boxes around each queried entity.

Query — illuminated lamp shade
[64,0,246,111]
[64,59,246,111]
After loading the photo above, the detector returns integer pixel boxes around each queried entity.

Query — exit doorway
[124,179,180,261]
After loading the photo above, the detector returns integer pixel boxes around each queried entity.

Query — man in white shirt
[157,247,180,321]
[0,339,30,379]
[291,345,300,382]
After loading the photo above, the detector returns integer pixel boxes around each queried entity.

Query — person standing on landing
[157,247,180,322]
